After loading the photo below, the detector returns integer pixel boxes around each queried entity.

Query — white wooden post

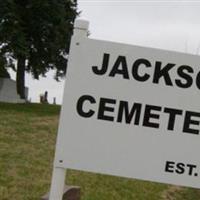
[49,19,89,200]
[49,167,66,200]
[73,19,89,38]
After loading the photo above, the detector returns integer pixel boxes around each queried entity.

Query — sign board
[53,20,200,190]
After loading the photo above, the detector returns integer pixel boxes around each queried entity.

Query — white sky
[10,0,200,104]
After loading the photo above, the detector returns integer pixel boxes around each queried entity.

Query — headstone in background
[0,78,28,103]
[53,97,56,105]
[40,91,49,104]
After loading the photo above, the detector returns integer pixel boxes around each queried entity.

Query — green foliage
[0,48,14,78]
[0,64,10,78]
[0,0,78,97]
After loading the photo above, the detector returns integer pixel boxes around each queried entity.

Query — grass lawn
[0,102,200,200]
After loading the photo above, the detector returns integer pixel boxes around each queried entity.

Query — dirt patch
[162,186,182,200]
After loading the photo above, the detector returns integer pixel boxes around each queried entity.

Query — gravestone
[0,78,28,103]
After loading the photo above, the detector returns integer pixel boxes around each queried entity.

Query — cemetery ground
[0,103,200,200]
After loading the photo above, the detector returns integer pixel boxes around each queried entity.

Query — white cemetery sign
[49,20,200,200]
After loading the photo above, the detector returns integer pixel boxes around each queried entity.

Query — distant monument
[0,67,29,103]
[53,97,56,105]
[40,91,49,104]
[0,78,29,103]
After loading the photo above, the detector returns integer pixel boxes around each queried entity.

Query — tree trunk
[16,56,26,99]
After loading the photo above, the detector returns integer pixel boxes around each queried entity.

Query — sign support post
[49,167,66,200]
[49,19,89,200]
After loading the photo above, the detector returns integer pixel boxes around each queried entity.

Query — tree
[0,0,78,99]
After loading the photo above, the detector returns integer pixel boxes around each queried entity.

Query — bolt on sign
[49,20,200,200]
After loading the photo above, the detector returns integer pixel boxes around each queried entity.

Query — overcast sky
[10,0,200,104]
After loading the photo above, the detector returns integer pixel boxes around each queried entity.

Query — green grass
[0,102,200,200]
